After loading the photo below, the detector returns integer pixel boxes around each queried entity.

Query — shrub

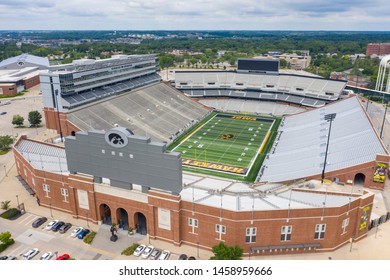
[0,208,21,220]
[0,243,7,253]
[83,231,96,244]
[121,243,139,256]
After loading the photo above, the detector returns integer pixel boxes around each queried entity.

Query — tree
[0,135,13,152]
[0,231,15,247]
[12,114,24,127]
[0,201,11,210]
[28,110,42,127]
[209,242,243,260]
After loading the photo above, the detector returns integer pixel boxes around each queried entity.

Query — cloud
[0,0,389,30]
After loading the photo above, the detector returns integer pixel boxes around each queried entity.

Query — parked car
[51,221,65,232]
[178,254,188,260]
[141,245,154,259]
[39,252,53,260]
[77,228,90,239]
[71,227,83,238]
[32,217,47,228]
[149,248,161,260]
[22,248,39,260]
[0,256,8,260]
[0,112,7,115]
[133,244,146,257]
[56,254,70,260]
[6,256,17,260]
[188,256,196,260]
[59,223,72,234]
[45,220,59,231]
[158,250,170,260]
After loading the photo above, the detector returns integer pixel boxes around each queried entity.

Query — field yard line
[215,118,250,166]
[171,114,218,151]
[246,119,275,174]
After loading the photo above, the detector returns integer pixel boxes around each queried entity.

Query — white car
[158,250,170,260]
[141,245,154,259]
[45,220,59,231]
[39,251,53,260]
[71,227,83,238]
[133,244,146,257]
[22,248,39,260]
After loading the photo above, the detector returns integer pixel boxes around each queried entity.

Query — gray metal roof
[259,96,387,183]
[15,139,68,174]
[0,54,49,68]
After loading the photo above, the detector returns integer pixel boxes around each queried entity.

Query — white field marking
[171,114,218,151]
[8,244,24,256]
[246,119,275,174]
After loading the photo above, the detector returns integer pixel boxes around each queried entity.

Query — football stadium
[12,55,390,256]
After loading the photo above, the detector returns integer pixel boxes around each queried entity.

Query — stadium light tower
[321,113,336,184]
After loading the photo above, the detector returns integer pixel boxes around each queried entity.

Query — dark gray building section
[237,58,279,74]
[65,127,182,194]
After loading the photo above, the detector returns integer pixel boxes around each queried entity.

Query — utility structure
[321,113,337,184]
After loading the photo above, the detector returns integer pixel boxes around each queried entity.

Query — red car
[56,254,70,260]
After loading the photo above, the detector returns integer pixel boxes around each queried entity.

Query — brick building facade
[13,136,376,256]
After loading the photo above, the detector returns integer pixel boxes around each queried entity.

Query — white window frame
[61,188,69,203]
[314,224,326,240]
[281,225,292,241]
[43,184,50,198]
[216,224,226,240]
[245,227,257,243]
[188,218,198,234]
[342,217,350,234]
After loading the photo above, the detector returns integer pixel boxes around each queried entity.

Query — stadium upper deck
[175,71,347,105]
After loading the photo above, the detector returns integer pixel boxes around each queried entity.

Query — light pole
[321,113,337,184]
[196,241,200,258]
[380,101,389,139]
[3,165,7,177]
[16,195,20,209]
[86,211,89,228]
[49,202,53,218]
[349,236,355,252]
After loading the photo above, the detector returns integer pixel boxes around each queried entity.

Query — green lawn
[169,112,277,180]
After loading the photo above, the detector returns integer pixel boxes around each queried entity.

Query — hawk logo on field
[220,133,234,140]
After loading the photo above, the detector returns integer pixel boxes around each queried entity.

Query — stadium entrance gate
[134,212,147,235]
[100,204,112,225]
[354,173,366,186]
[117,208,129,230]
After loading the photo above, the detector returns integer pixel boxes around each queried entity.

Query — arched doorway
[100,204,112,225]
[134,212,147,235]
[117,208,129,230]
[354,173,366,186]
[71,131,76,136]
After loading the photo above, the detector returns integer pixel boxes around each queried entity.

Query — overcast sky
[1,0,389,30]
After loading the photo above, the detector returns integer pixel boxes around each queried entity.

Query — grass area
[0,92,24,99]
[83,231,97,244]
[121,243,139,256]
[0,148,11,156]
[168,112,280,182]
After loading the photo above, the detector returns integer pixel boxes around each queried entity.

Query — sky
[0,0,390,31]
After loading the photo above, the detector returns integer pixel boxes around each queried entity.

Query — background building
[366,43,390,57]
[0,54,49,97]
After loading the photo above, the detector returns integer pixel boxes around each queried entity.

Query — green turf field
[169,113,276,178]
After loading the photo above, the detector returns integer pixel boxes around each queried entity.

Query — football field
[170,113,275,177]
